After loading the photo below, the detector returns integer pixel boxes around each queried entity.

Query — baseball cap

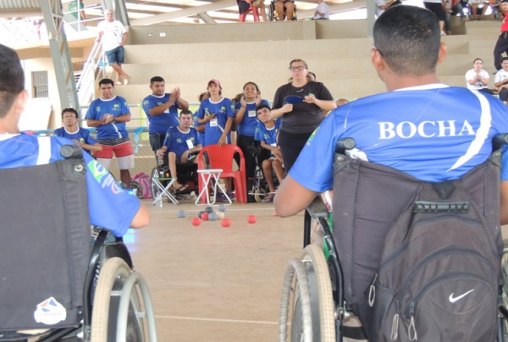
[208,79,221,88]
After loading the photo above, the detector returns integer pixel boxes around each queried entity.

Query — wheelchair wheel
[279,244,335,342]
[129,180,144,200]
[254,187,266,203]
[91,257,157,342]
[502,240,508,323]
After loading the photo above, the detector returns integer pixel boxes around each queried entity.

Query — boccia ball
[215,211,225,219]
[218,204,226,212]
[247,214,256,224]
[221,218,231,228]
[208,212,218,221]
[177,210,186,218]
[191,217,201,227]
[201,212,209,221]
[205,206,214,213]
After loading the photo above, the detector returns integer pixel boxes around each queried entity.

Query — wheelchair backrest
[0,148,92,331]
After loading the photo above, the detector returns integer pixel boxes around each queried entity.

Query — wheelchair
[279,137,508,342]
[247,146,281,203]
[150,154,198,205]
[0,145,157,341]
[268,0,297,21]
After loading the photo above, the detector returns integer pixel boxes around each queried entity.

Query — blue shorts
[105,46,125,65]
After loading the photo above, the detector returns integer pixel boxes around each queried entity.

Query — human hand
[155,148,165,159]
[273,147,282,160]
[103,114,114,124]
[304,95,316,104]
[181,150,189,163]
[240,97,247,108]
[282,103,293,113]
[218,135,227,146]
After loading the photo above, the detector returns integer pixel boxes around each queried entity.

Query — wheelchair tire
[91,257,157,342]
[502,240,508,322]
[300,244,336,342]
[254,187,266,203]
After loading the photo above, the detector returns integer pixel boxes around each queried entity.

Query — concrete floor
[126,201,304,342]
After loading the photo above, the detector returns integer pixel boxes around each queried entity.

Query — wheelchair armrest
[306,196,329,219]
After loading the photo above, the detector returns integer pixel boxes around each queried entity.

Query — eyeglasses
[289,65,306,72]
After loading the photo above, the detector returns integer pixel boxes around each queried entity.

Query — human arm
[181,144,202,163]
[270,104,293,120]
[501,181,508,225]
[274,175,319,217]
[80,142,102,152]
[86,115,114,127]
[130,202,150,228]
[304,95,337,112]
[234,97,247,124]
[218,117,233,146]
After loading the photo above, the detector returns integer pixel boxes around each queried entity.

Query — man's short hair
[373,5,440,76]
[0,44,24,118]
[256,103,271,113]
[179,109,192,117]
[99,78,115,87]
[150,76,164,84]
[61,107,79,119]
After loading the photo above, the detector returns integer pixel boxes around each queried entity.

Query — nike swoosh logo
[449,289,475,303]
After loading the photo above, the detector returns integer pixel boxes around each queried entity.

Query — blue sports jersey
[85,96,130,140]
[195,97,234,146]
[235,99,270,137]
[54,127,97,153]
[193,113,204,146]
[0,133,140,237]
[142,93,180,134]
[290,85,508,193]
[254,119,281,146]
[163,126,200,161]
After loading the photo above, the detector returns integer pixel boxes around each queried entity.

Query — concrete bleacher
[113,18,502,106]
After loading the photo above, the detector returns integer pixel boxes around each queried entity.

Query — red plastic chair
[196,144,247,204]
[239,3,260,22]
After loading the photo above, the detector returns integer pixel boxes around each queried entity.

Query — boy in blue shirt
[0,44,149,236]
[54,107,102,155]
[254,104,284,203]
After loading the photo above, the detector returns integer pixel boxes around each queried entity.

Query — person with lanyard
[234,81,270,200]
[270,58,336,172]
[156,109,202,192]
[195,79,234,147]
[54,107,102,156]
[85,78,134,187]
[142,76,189,152]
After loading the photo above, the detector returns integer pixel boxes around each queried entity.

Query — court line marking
[155,315,278,325]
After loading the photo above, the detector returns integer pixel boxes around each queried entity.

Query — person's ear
[437,42,447,65]
[371,47,385,73]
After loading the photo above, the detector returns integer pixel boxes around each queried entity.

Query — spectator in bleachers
[97,9,130,85]
[54,107,102,155]
[142,76,189,152]
[375,0,401,17]
[156,109,202,192]
[470,0,490,20]
[195,79,234,146]
[235,82,271,201]
[271,58,336,172]
[313,0,330,20]
[465,57,493,94]
[255,104,284,203]
[275,0,295,21]
[424,0,448,35]
[495,57,508,103]
[493,1,508,71]
[85,78,134,187]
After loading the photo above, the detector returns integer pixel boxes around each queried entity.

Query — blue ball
[177,210,186,218]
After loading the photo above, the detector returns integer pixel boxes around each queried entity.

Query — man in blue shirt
[156,109,201,191]
[275,5,508,219]
[142,76,189,151]
[0,44,149,236]
[85,78,134,187]
[54,107,102,155]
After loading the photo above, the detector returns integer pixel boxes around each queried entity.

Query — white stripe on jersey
[36,136,51,165]
[448,90,492,171]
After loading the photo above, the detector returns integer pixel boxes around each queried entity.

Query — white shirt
[313,2,330,19]
[465,69,490,90]
[98,20,127,52]
[495,69,508,86]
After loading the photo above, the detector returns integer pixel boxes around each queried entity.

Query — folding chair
[150,165,178,206]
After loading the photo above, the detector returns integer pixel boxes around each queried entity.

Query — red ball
[201,212,209,221]
[247,214,257,224]
[191,217,201,227]
[221,218,231,228]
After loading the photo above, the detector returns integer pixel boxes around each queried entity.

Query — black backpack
[365,158,503,341]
